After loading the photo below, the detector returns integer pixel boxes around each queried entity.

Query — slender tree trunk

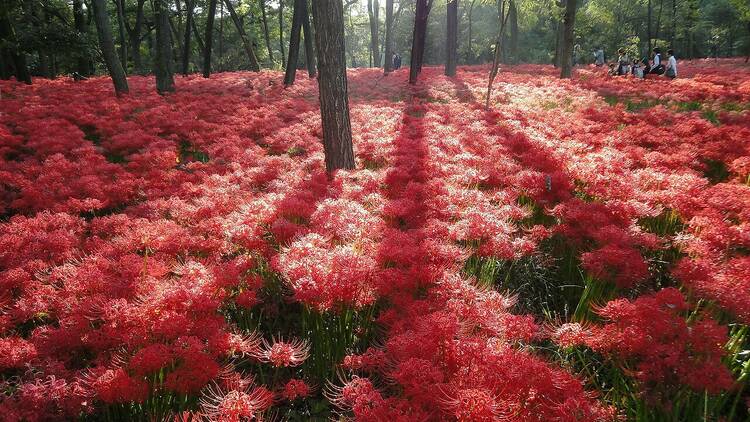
[486,0,510,108]
[129,0,146,73]
[654,0,664,42]
[445,0,458,76]
[223,0,260,71]
[671,0,676,47]
[279,0,286,68]
[115,0,127,70]
[301,1,316,77]
[310,0,355,172]
[648,0,652,53]
[92,0,129,94]
[182,0,194,75]
[409,0,433,84]
[154,0,175,93]
[73,0,92,76]
[384,0,394,73]
[284,0,304,85]
[191,18,205,60]
[368,0,381,67]
[203,0,217,77]
[560,0,577,78]
[259,0,274,63]
[467,0,476,63]
[219,0,224,69]
[509,0,518,63]
[0,9,30,84]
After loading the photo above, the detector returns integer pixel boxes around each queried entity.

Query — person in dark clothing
[650,47,664,75]
[393,53,402,70]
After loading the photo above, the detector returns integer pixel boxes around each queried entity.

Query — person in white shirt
[665,49,678,79]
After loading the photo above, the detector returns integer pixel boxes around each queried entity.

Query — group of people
[596,47,678,79]
[391,53,402,70]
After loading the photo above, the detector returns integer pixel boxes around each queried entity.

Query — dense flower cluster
[1,59,748,420]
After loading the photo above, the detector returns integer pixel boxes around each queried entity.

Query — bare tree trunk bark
[409,0,433,84]
[648,0,652,54]
[154,0,175,93]
[445,0,458,76]
[301,1,316,77]
[128,0,146,74]
[223,0,260,71]
[467,0,476,63]
[509,0,518,63]
[0,7,30,84]
[92,0,129,94]
[486,0,510,108]
[310,0,355,172]
[73,0,92,76]
[560,0,577,78]
[368,0,381,67]
[284,0,304,85]
[384,0,394,73]
[182,0,194,75]
[115,0,127,70]
[259,0,274,63]
[203,0,217,77]
[279,0,286,68]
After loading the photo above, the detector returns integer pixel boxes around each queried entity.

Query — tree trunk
[560,0,577,78]
[182,0,194,75]
[486,0,511,108]
[509,0,518,63]
[671,0,676,48]
[384,0,394,73]
[467,0,476,63]
[368,0,381,67]
[310,0,355,172]
[445,0,458,76]
[647,0,652,53]
[154,0,175,93]
[301,1,316,77]
[222,0,260,71]
[73,0,92,76]
[0,9,30,84]
[409,0,433,84]
[92,0,129,94]
[115,0,127,70]
[191,17,205,60]
[284,0,305,85]
[129,0,146,73]
[259,0,274,63]
[279,0,286,68]
[203,0,217,77]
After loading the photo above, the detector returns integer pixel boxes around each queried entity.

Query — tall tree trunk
[554,18,564,67]
[310,0,355,172]
[279,0,286,68]
[115,0,127,70]
[203,0,217,77]
[284,0,305,85]
[0,8,30,84]
[467,0,476,63]
[129,0,146,73]
[368,0,381,67]
[384,0,394,73]
[191,18,205,60]
[182,0,194,75]
[259,0,274,63]
[509,0,518,63]
[73,0,92,76]
[223,0,260,71]
[409,0,433,84]
[92,0,129,94]
[486,0,511,108]
[560,0,577,78]
[647,0,652,53]
[654,0,664,42]
[445,0,458,76]
[154,0,175,93]
[301,1,316,77]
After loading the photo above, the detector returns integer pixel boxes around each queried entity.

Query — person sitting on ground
[664,49,678,79]
[650,47,664,75]
[608,62,618,76]
[632,59,644,79]
[617,48,630,75]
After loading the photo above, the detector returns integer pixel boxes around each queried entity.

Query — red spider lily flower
[255,336,310,368]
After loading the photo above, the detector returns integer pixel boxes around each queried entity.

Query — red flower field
[1,60,749,421]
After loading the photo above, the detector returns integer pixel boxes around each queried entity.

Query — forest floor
[1,59,749,421]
